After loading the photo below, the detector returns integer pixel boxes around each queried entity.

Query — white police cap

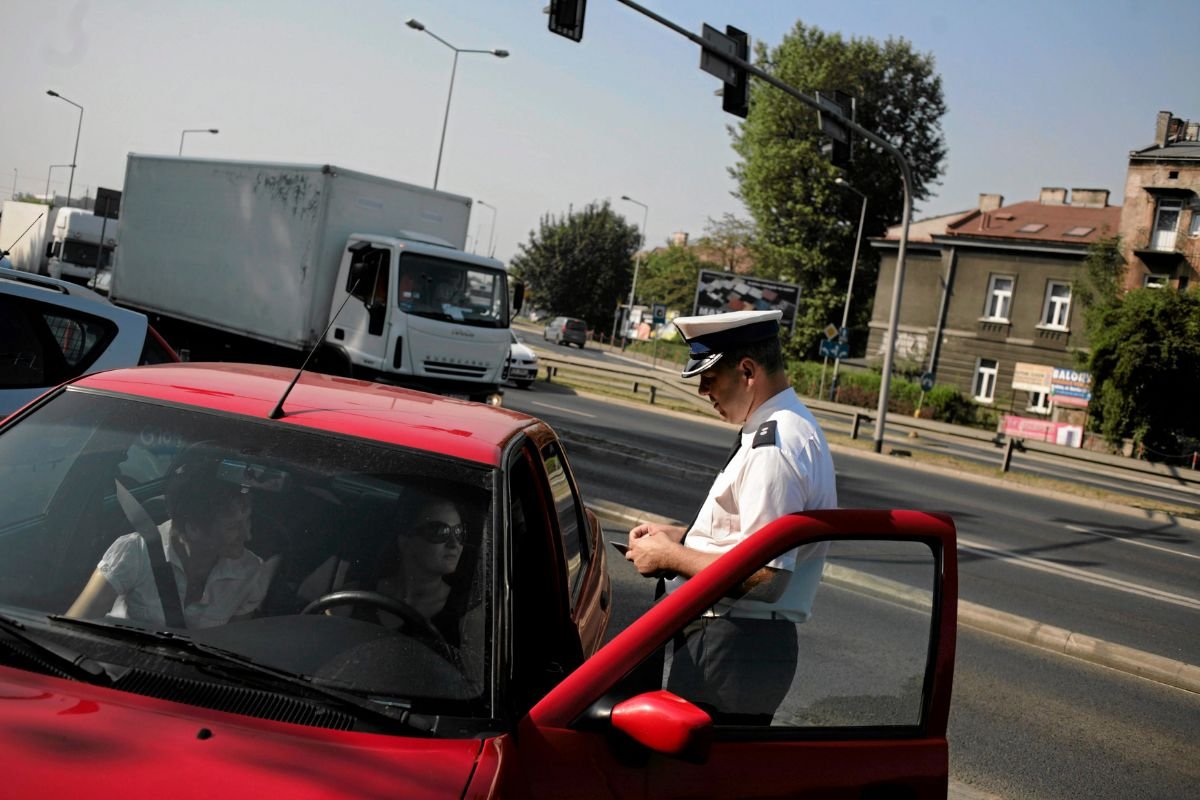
[673,309,783,378]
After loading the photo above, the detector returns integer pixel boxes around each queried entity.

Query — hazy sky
[3,0,1197,263]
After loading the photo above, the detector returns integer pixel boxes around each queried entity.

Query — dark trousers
[666,615,798,724]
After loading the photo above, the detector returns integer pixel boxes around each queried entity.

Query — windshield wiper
[47,615,435,734]
[0,612,111,685]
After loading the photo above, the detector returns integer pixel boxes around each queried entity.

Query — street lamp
[620,194,649,348]
[46,90,83,208]
[475,199,497,257]
[44,164,73,203]
[830,177,867,399]
[406,18,508,190]
[179,128,219,156]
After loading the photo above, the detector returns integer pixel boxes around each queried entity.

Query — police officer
[625,308,838,723]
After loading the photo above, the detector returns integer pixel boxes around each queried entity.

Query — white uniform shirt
[98,522,273,629]
[666,387,838,622]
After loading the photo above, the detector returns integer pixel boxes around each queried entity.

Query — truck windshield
[396,252,509,329]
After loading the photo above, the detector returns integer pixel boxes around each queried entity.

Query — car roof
[70,363,539,467]
[0,267,134,313]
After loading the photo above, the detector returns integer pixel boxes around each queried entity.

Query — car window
[0,295,117,388]
[620,539,938,730]
[540,441,589,606]
[0,389,496,720]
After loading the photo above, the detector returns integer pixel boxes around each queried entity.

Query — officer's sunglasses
[415,521,465,545]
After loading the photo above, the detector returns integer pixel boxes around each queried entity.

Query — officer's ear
[738,357,755,381]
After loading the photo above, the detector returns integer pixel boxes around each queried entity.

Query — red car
[0,363,957,798]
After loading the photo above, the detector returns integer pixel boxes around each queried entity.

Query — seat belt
[114,481,187,629]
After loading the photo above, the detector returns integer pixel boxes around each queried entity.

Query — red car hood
[0,667,482,799]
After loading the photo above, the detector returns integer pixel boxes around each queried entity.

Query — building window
[1027,390,1052,415]
[1189,210,1200,238]
[973,358,998,403]
[1151,198,1183,251]
[1040,281,1071,329]
[984,276,1014,322]
[1144,274,1170,289]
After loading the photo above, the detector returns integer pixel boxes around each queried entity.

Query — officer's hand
[627,522,685,549]
[627,532,678,576]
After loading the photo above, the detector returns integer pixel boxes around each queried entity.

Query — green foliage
[509,201,641,331]
[1084,286,1200,459]
[1073,235,1125,318]
[730,21,947,358]
[636,245,705,312]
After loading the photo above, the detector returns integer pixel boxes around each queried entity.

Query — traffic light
[547,0,586,42]
[721,26,749,118]
[816,90,855,168]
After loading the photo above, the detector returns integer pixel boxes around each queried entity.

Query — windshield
[397,251,509,329]
[0,389,495,721]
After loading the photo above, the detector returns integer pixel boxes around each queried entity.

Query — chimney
[1155,110,1173,147]
[1070,188,1110,208]
[1188,122,1200,142]
[978,193,1004,212]
[1039,187,1068,205]
[671,231,689,247]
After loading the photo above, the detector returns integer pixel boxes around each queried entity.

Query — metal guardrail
[532,347,1200,495]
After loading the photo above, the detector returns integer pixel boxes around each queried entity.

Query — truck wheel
[313,345,353,378]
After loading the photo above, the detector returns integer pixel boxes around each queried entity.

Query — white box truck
[110,154,521,404]
[0,201,118,283]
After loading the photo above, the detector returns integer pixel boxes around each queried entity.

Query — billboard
[691,269,801,335]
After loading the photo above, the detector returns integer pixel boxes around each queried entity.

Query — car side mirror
[609,690,713,761]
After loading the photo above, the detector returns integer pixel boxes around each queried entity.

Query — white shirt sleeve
[732,443,819,571]
[97,533,150,596]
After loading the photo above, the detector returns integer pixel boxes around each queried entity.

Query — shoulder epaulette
[752,420,778,448]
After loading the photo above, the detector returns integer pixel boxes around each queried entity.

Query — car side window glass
[540,442,589,605]
[41,310,114,368]
[0,296,47,387]
[138,330,175,365]
[627,539,937,731]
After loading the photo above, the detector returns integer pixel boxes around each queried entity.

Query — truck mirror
[511,280,526,315]
[346,243,377,304]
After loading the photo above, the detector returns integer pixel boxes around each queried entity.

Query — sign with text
[1050,368,1092,408]
[692,269,800,336]
[1002,415,1084,448]
[1012,362,1053,393]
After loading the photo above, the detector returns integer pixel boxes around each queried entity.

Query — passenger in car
[65,453,276,629]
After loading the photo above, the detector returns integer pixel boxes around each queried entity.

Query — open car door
[507,509,957,799]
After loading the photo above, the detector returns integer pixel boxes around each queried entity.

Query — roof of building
[1130,141,1200,161]
[939,200,1121,245]
[878,210,976,243]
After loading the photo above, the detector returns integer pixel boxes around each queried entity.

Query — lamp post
[620,194,649,348]
[44,164,73,203]
[406,18,508,190]
[830,177,867,399]
[475,199,498,257]
[179,128,219,156]
[46,90,83,208]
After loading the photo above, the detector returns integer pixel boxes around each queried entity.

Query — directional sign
[920,372,935,392]
[652,303,667,324]
[819,339,849,359]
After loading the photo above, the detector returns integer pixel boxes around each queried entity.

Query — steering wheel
[301,590,432,634]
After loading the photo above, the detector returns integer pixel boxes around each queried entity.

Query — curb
[587,499,1200,696]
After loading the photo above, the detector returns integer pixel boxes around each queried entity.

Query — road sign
[838,326,849,345]
[824,323,839,340]
[652,303,666,324]
[920,372,935,392]
[819,339,849,359]
[547,0,586,42]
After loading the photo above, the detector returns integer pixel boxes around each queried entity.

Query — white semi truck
[109,154,521,404]
[0,201,117,283]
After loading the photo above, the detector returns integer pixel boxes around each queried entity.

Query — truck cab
[47,208,118,283]
[326,232,515,404]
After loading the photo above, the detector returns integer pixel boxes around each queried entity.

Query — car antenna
[269,248,372,420]
[1,212,46,261]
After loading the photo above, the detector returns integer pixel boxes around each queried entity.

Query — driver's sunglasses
[415,521,465,545]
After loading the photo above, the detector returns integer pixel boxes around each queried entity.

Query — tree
[509,201,640,332]
[635,244,705,313]
[729,21,947,358]
[1083,284,1200,460]
[696,213,755,272]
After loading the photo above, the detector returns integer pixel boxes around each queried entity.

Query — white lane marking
[957,535,1200,612]
[1063,524,1200,561]
[530,401,596,419]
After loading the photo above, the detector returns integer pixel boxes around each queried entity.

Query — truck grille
[423,360,489,378]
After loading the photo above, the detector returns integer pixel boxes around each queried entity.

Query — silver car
[506,330,539,389]
[0,268,177,416]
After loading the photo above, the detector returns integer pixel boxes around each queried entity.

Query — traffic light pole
[613,0,914,453]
